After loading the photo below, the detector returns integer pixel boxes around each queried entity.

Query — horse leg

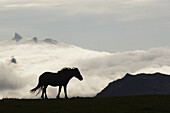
[44,85,48,99]
[57,86,62,98]
[41,86,44,99]
[64,85,68,99]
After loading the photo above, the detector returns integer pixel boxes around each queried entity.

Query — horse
[30,67,83,99]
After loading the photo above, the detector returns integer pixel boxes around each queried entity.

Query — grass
[1,95,170,113]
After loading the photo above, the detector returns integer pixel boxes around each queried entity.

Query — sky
[0,0,170,99]
[0,0,170,52]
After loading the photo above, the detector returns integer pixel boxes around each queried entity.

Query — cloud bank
[1,37,170,98]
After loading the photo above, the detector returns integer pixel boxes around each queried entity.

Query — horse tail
[30,80,43,96]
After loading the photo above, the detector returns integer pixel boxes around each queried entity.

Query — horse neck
[66,71,74,80]
[59,71,74,82]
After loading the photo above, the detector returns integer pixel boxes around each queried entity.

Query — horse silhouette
[30,67,83,99]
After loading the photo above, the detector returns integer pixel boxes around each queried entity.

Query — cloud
[0,39,109,98]
[0,0,162,16]
[70,47,170,96]
[3,3,59,8]
[0,63,22,90]
[0,63,28,98]
[1,38,170,98]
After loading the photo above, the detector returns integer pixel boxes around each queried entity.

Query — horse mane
[57,67,72,74]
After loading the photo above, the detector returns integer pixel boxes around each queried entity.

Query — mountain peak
[124,73,133,77]
[10,33,60,45]
[13,32,23,42]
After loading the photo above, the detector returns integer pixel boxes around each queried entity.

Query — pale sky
[0,0,170,52]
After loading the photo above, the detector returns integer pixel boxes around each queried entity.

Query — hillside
[96,73,170,97]
[1,95,170,113]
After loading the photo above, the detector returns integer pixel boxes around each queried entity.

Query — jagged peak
[125,73,132,77]
[12,32,23,42]
[10,33,60,45]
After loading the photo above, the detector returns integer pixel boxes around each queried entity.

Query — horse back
[39,72,68,86]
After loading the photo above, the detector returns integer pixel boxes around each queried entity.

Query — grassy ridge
[1,95,170,113]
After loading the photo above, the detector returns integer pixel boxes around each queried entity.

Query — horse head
[72,67,83,81]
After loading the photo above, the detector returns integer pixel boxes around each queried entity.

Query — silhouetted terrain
[96,73,170,97]
[1,95,170,113]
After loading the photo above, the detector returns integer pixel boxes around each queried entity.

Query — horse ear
[73,67,78,70]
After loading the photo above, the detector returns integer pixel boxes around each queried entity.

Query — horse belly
[49,83,60,86]
[48,79,63,86]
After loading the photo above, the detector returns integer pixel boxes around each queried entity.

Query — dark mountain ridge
[96,72,170,97]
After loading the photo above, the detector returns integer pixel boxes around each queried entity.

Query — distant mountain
[1,33,59,45]
[96,73,170,97]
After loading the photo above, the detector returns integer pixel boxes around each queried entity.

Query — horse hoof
[45,97,48,99]
[56,96,60,99]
